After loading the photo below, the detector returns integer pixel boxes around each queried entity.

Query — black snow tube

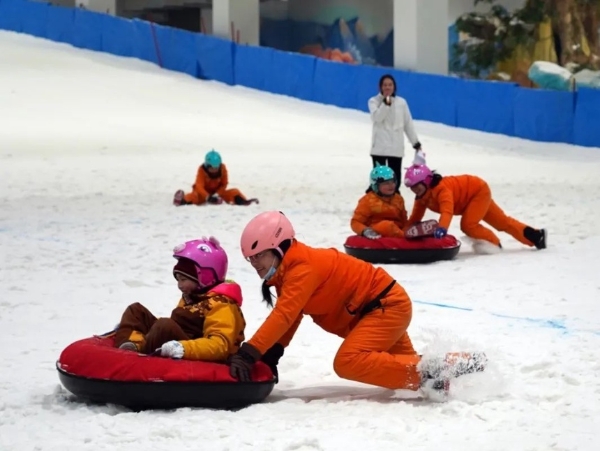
[343,235,461,264]
[56,335,276,410]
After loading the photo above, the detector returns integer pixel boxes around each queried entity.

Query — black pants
[371,155,402,193]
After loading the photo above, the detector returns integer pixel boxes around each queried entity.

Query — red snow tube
[56,334,275,410]
[343,235,461,264]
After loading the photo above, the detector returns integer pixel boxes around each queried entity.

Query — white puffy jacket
[368,94,420,158]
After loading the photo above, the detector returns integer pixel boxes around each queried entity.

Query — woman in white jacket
[368,74,424,191]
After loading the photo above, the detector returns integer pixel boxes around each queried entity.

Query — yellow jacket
[171,280,246,361]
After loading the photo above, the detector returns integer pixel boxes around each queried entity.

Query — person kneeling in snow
[114,236,246,362]
[403,164,547,252]
[227,210,487,395]
[351,163,408,240]
[173,149,259,207]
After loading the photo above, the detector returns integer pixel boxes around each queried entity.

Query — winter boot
[119,341,139,352]
[420,351,488,393]
[173,189,186,206]
[234,195,259,206]
[524,227,547,250]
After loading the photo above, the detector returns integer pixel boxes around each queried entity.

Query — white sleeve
[369,96,392,123]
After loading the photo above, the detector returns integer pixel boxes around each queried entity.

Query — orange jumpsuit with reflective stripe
[407,174,534,247]
[246,240,422,391]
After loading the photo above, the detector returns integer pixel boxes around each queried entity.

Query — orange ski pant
[460,183,533,247]
[333,285,422,391]
[184,188,246,205]
[371,220,404,238]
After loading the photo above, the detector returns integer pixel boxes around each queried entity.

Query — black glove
[228,343,261,382]
[383,96,392,106]
[261,343,284,382]
[413,142,422,151]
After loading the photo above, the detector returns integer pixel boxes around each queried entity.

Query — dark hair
[258,238,293,308]
[379,74,396,97]
[261,281,275,308]
[430,172,443,188]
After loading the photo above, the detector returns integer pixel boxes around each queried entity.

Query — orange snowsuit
[407,174,535,247]
[351,191,408,237]
[183,164,248,205]
[246,240,422,391]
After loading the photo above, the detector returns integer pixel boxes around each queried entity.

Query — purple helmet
[404,164,433,188]
[172,236,228,288]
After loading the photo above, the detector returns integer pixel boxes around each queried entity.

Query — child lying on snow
[114,236,246,362]
[350,163,409,239]
[173,149,259,207]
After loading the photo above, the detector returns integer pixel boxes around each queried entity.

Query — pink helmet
[404,164,433,187]
[173,236,228,287]
[241,211,295,259]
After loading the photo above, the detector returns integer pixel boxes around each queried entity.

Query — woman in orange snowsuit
[226,211,487,393]
[403,164,547,249]
[351,164,408,239]
[173,149,258,206]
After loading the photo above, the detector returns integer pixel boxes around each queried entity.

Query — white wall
[213,0,259,45]
[201,8,213,35]
[418,0,449,74]
[231,0,259,45]
[78,0,116,15]
[394,0,448,75]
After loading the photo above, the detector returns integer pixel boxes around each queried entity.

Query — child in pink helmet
[114,236,246,362]
[403,164,547,251]
[226,210,487,395]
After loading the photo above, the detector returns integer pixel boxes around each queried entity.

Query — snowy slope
[1,29,600,451]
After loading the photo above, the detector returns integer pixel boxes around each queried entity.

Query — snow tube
[56,335,275,410]
[343,235,461,264]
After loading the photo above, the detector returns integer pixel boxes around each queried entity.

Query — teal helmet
[204,149,222,168]
[370,164,396,192]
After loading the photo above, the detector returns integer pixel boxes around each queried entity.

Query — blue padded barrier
[312,58,361,109]
[395,71,458,127]
[354,64,397,113]
[513,88,575,143]
[456,80,517,136]
[268,50,316,101]
[21,0,48,39]
[153,24,198,77]
[46,5,74,45]
[573,88,600,147]
[233,44,275,91]
[196,33,235,85]
[130,19,160,65]
[101,15,133,58]
[0,0,23,32]
[72,8,103,52]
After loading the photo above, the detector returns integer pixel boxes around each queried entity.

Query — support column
[212,0,259,46]
[393,0,449,75]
